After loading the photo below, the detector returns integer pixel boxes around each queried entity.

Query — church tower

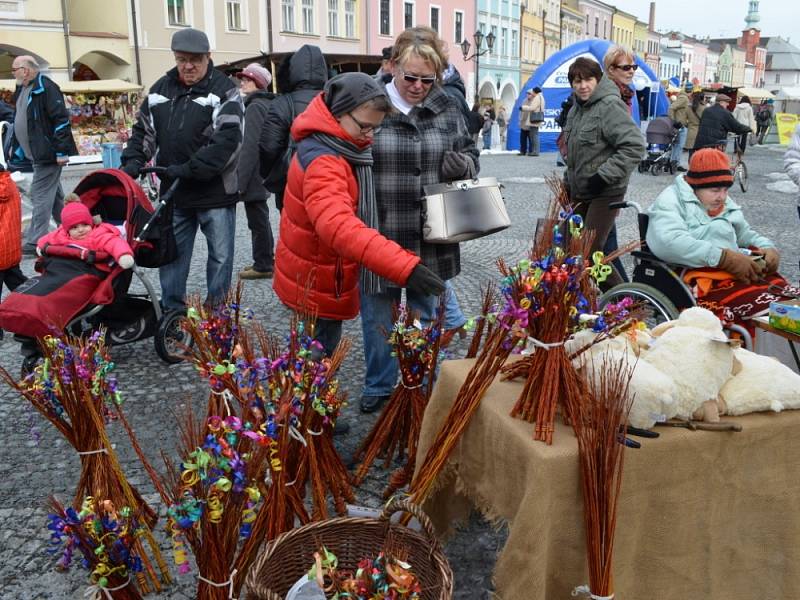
[744,0,760,28]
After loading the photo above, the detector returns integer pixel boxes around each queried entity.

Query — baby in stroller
[639,116,681,176]
[37,197,135,269]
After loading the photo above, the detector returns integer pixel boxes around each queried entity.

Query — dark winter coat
[11,74,77,164]
[693,103,752,150]
[274,94,419,320]
[442,65,473,131]
[372,84,479,285]
[121,62,244,210]
[562,76,645,201]
[238,89,274,202]
[258,45,328,193]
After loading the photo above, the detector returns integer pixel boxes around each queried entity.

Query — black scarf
[310,132,382,294]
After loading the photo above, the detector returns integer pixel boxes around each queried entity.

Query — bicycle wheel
[737,161,748,193]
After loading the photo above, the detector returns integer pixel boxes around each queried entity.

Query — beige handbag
[422,177,510,244]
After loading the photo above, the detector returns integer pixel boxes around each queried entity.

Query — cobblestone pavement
[1,146,797,599]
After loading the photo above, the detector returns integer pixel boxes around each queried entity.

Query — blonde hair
[603,45,635,71]
[391,26,445,79]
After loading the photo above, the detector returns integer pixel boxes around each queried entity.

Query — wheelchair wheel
[598,282,680,328]
[154,309,193,364]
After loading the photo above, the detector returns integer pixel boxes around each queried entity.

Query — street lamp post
[461,29,496,104]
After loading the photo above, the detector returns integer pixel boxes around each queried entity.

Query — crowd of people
[2,25,799,426]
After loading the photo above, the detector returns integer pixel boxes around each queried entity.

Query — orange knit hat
[685,148,733,189]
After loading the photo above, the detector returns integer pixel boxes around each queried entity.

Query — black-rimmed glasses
[348,113,382,134]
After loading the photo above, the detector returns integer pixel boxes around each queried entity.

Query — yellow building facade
[611,9,636,50]
[520,0,545,83]
[633,20,648,57]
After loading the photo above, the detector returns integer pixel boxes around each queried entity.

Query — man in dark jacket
[235,64,275,280]
[258,45,327,211]
[121,28,243,310]
[693,94,752,152]
[11,55,78,254]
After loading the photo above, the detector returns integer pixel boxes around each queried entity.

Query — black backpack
[261,96,296,195]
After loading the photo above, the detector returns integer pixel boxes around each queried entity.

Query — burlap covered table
[416,359,800,599]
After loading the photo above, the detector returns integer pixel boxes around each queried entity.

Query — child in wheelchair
[646,148,799,334]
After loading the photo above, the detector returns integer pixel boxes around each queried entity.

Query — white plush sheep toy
[719,348,800,415]
[566,328,677,430]
[642,307,735,422]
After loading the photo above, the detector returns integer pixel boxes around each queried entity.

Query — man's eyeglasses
[399,70,436,85]
[348,112,382,134]
[175,55,207,67]
[613,64,639,72]
[10,66,25,72]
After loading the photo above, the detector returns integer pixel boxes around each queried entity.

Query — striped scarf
[310,132,383,294]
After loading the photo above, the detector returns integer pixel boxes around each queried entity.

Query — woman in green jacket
[562,57,645,290]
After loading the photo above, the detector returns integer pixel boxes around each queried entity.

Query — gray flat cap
[171,28,210,54]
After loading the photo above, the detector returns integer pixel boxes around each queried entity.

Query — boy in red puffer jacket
[273,72,444,357]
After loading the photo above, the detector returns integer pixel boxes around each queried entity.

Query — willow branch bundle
[407,322,515,508]
[47,496,144,600]
[352,303,445,498]
[466,283,498,359]
[564,353,635,599]
[291,337,355,520]
[0,333,170,593]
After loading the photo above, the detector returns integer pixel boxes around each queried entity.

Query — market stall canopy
[775,87,800,100]
[0,78,142,93]
[736,87,775,100]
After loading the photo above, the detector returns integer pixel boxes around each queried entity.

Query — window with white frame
[380,0,391,36]
[501,27,508,56]
[167,0,188,26]
[430,6,439,33]
[454,10,463,43]
[491,25,498,55]
[226,0,246,31]
[282,0,295,31]
[328,0,338,36]
[302,0,314,34]
[345,0,356,37]
[511,29,517,57]
[404,2,414,29]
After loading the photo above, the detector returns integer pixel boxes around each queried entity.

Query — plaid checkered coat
[372,85,479,286]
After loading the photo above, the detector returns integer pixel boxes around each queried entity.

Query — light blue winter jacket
[646,174,774,268]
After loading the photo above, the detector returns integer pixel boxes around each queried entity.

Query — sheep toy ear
[650,320,677,337]
[731,354,744,376]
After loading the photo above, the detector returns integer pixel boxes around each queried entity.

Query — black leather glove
[405,264,446,297]
[673,121,684,130]
[440,151,471,181]
[586,173,606,196]
[120,162,141,179]
[166,163,189,180]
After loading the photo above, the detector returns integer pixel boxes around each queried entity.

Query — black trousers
[519,128,530,154]
[0,264,26,294]
[243,201,275,272]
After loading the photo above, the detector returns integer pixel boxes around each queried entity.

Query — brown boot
[239,267,274,280]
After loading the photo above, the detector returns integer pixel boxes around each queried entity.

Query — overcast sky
[609,0,797,43]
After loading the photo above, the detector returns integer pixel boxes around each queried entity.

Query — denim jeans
[482,132,492,150]
[416,279,466,330]
[24,163,64,249]
[159,205,235,310]
[670,127,688,164]
[360,286,441,397]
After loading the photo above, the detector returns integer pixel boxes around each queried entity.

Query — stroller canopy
[646,117,675,145]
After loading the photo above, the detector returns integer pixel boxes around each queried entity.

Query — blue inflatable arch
[508,39,670,153]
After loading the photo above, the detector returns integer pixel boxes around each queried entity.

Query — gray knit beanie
[324,72,386,117]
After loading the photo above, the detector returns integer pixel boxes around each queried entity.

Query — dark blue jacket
[11,74,77,164]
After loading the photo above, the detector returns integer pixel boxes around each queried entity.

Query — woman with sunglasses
[273,72,445,377]
[562,57,644,291]
[358,26,479,414]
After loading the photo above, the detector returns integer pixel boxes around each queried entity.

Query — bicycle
[713,135,748,193]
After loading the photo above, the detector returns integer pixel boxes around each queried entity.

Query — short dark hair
[568,57,603,85]
[381,46,393,61]
[739,95,751,105]
[532,86,542,93]
[364,94,392,113]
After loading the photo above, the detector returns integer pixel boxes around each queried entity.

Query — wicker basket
[245,498,453,600]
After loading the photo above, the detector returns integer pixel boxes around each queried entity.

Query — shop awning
[775,87,800,100]
[736,87,775,100]
[0,78,142,93]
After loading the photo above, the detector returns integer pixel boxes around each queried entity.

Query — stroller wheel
[154,310,193,364]
[109,317,148,345]
[649,163,661,176]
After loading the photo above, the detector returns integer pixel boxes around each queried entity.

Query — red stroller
[0,168,189,369]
